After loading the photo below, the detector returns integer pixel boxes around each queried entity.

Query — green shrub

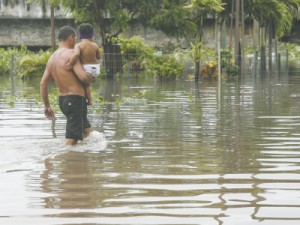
[146,55,184,81]
[225,63,239,76]
[111,35,155,72]
[19,50,52,79]
[112,35,183,80]
[220,50,239,77]
[0,49,11,76]
[0,47,28,76]
[201,61,218,78]
[112,35,155,57]
[0,45,48,78]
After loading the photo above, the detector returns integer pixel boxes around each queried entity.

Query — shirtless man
[40,26,94,145]
[65,23,101,105]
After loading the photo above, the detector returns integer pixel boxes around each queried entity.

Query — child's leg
[85,86,93,105]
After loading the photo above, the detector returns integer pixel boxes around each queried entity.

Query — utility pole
[50,5,55,51]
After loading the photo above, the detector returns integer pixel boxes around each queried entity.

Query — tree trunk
[195,61,200,82]
[194,17,203,82]
[42,0,46,18]
[253,20,259,50]
[50,5,55,51]
[234,0,241,71]
[268,22,273,72]
[229,0,235,49]
[275,35,279,72]
[260,27,266,71]
[93,0,123,77]
[220,20,226,49]
[241,0,244,71]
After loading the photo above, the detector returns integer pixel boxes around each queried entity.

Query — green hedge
[0,46,52,79]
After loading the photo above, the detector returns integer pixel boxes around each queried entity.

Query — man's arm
[96,47,101,61]
[40,67,55,119]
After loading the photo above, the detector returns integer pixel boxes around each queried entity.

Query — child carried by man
[66,23,101,105]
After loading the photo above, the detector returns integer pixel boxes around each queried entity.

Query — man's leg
[65,138,78,145]
[83,127,91,138]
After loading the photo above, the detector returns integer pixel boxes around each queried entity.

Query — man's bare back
[47,47,86,97]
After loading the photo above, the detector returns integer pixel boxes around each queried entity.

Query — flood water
[1,67,300,225]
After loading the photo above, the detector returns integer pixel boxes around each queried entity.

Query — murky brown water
[1,68,300,225]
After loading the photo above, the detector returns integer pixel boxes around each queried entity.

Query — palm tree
[246,0,300,71]
[185,0,224,81]
[275,0,300,69]
[219,0,300,72]
[218,0,243,71]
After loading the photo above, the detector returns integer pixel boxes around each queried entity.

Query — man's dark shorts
[59,95,91,140]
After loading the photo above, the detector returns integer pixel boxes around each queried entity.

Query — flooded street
[1,68,300,225]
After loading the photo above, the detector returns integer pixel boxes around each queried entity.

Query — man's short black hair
[58,26,76,41]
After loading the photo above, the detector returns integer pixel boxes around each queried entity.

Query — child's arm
[65,44,81,71]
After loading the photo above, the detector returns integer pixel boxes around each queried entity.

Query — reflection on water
[1,70,300,225]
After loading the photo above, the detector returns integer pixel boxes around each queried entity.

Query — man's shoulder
[50,48,73,63]
[54,47,74,54]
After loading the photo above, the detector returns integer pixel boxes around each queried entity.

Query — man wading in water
[40,26,95,145]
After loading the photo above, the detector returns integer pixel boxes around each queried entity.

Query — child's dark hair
[79,23,94,39]
[58,26,76,41]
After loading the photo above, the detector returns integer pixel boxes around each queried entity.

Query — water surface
[1,69,300,225]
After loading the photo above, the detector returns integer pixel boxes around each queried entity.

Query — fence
[101,53,145,77]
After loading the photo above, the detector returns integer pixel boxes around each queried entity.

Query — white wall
[0,0,67,18]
